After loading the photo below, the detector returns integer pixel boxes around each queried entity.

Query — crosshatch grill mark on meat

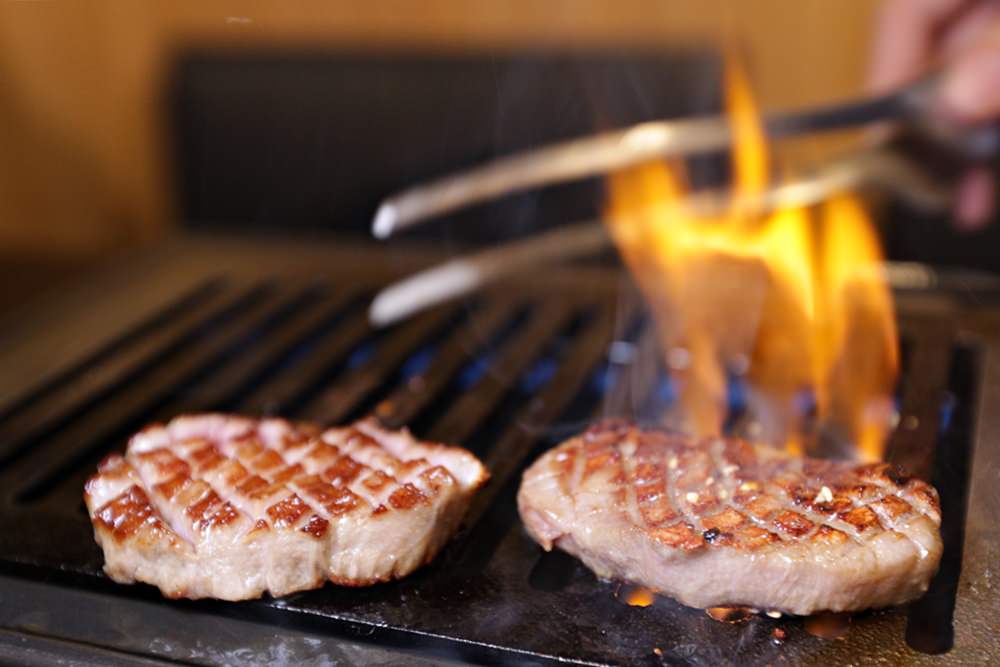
[517,420,942,615]
[84,414,488,600]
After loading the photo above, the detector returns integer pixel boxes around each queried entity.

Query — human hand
[869,0,1000,230]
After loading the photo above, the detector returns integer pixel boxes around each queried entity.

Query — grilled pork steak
[85,414,487,600]
[517,420,942,615]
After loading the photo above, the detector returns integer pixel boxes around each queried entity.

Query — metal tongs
[369,74,1000,325]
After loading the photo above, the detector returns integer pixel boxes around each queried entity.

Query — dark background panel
[170,50,724,242]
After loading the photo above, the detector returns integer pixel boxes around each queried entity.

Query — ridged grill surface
[0,239,982,665]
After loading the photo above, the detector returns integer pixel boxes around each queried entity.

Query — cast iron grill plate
[0,235,997,666]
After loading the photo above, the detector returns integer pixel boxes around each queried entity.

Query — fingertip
[954,168,995,231]
[941,49,1000,123]
[867,0,969,93]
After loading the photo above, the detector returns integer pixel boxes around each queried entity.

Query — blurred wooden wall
[0,1,879,260]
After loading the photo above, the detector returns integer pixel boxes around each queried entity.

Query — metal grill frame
[0,233,997,666]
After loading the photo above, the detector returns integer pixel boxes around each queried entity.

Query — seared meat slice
[85,414,487,600]
[517,420,942,615]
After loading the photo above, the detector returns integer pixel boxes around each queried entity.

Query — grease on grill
[804,611,852,639]
[615,583,656,607]
[705,606,754,624]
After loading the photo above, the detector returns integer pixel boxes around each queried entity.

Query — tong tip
[368,293,400,327]
[372,202,398,239]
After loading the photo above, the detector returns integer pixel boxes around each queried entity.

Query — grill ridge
[0,279,222,425]
[428,300,577,448]
[11,283,297,503]
[0,280,232,469]
[297,304,465,425]
[235,293,380,416]
[375,299,518,430]
[403,303,534,438]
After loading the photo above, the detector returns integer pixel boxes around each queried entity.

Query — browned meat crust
[85,414,487,600]
[517,420,942,614]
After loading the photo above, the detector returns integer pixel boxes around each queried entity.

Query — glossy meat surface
[85,414,487,600]
[517,420,942,614]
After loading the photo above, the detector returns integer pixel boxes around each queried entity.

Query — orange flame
[605,63,897,460]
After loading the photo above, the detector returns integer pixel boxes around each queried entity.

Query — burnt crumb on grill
[886,465,912,486]
[702,527,721,543]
